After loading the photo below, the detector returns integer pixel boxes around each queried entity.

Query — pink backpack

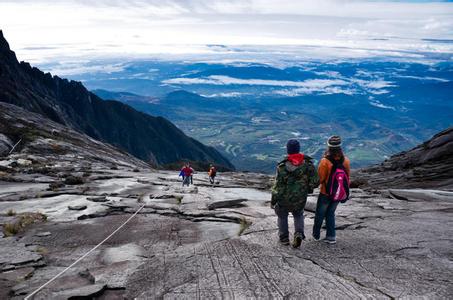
[326,159,350,202]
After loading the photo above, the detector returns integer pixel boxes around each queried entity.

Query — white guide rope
[24,201,148,299]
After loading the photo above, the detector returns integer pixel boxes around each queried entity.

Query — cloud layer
[1,0,452,63]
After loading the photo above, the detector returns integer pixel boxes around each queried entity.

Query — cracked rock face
[1,167,452,298]
[357,127,453,190]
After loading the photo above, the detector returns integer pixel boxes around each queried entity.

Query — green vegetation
[2,212,47,236]
[36,246,48,255]
[6,209,16,216]
[238,217,252,236]
[3,223,20,236]
[137,193,145,203]
[175,195,183,205]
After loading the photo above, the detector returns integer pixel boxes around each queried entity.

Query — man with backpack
[208,164,217,184]
[313,135,350,244]
[271,139,319,248]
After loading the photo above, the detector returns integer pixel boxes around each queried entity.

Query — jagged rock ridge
[357,126,453,190]
[0,30,233,169]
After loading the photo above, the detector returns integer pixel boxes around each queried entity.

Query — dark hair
[324,147,344,163]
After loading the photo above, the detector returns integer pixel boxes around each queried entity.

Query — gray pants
[274,205,304,241]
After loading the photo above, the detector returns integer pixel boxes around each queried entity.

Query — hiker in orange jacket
[313,135,350,244]
[208,164,217,184]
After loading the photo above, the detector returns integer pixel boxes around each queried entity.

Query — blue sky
[0,0,452,63]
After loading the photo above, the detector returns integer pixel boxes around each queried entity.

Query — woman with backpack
[312,135,350,244]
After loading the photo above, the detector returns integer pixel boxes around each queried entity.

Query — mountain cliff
[0,31,233,169]
[356,126,453,190]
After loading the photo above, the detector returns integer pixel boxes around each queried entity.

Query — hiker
[181,163,193,187]
[189,163,194,185]
[313,135,350,244]
[271,139,319,248]
[179,167,185,182]
[208,164,217,184]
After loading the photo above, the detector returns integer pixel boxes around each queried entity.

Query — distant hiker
[208,164,217,184]
[189,164,195,184]
[181,163,193,187]
[271,139,319,248]
[179,168,185,181]
[313,135,350,244]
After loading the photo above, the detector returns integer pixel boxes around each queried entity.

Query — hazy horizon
[1,0,452,68]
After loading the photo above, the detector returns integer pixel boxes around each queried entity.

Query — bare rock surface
[357,127,453,190]
[0,166,452,299]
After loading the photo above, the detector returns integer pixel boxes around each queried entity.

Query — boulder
[68,205,87,211]
[64,176,84,185]
[86,195,108,202]
[17,159,32,166]
[207,199,248,210]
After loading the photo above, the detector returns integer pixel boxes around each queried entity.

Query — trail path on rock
[1,168,452,299]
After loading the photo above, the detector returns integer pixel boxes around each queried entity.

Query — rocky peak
[356,127,453,190]
[0,30,10,51]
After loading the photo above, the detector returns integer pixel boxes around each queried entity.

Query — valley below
[85,59,453,173]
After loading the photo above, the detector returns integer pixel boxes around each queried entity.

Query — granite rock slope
[0,164,452,299]
[356,127,453,190]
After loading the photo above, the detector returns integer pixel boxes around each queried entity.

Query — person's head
[325,135,344,160]
[286,139,300,155]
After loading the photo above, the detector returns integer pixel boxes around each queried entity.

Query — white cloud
[163,73,399,97]
[163,76,349,87]
[0,0,452,64]
[369,100,396,110]
[45,62,126,76]
[201,92,249,98]
[391,75,450,82]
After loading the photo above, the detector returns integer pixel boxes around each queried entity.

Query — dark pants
[209,176,215,184]
[274,205,304,241]
[313,194,339,240]
[182,176,190,186]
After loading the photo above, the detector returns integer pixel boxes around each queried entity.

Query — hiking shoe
[292,233,304,248]
[312,233,320,241]
[279,238,290,246]
[323,238,336,244]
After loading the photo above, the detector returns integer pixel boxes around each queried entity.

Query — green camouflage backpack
[271,156,319,211]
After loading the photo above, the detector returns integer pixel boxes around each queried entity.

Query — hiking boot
[312,233,320,241]
[292,232,305,248]
[323,237,336,244]
[279,238,290,246]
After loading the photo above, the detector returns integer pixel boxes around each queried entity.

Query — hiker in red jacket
[181,163,193,187]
